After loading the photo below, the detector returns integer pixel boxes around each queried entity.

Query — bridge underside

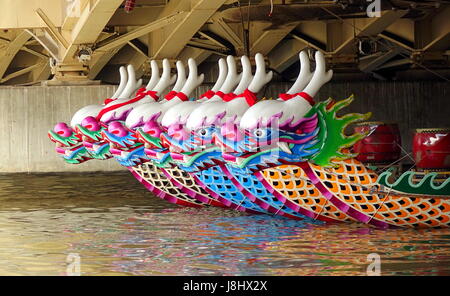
[0,0,448,85]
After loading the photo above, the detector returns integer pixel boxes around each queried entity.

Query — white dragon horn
[119,64,141,99]
[134,79,143,94]
[286,51,313,94]
[301,51,333,98]
[179,58,204,97]
[233,55,253,94]
[217,55,240,94]
[211,58,227,92]
[154,59,176,95]
[145,60,160,90]
[171,60,186,92]
[247,53,273,93]
[111,66,127,99]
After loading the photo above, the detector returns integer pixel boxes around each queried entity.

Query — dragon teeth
[277,142,292,154]
[183,155,192,163]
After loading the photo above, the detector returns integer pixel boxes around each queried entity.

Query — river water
[0,172,449,276]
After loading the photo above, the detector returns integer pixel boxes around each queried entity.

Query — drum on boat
[352,121,402,164]
[413,128,450,170]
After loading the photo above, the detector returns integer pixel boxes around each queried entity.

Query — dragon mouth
[170,150,198,163]
[56,142,87,158]
[48,131,86,158]
[222,151,255,160]
[82,141,94,149]
[136,129,163,150]
[109,147,122,156]
[160,133,175,150]
[55,145,66,154]
[101,130,136,150]
[143,142,162,150]
[144,148,169,161]
[100,130,114,143]
[221,152,256,166]
[48,130,81,147]
[170,150,222,171]
[142,144,170,162]
[80,136,108,150]
[107,144,144,160]
[75,125,103,143]
[47,132,59,144]
[105,142,135,156]
[82,141,109,155]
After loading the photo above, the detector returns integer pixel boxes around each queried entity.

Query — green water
[0,172,449,276]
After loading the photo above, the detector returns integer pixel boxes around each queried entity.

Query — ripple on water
[0,172,449,275]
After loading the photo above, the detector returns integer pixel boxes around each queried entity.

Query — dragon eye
[197,128,210,137]
[253,129,266,138]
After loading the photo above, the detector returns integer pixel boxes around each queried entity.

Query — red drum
[413,128,450,169]
[352,122,402,164]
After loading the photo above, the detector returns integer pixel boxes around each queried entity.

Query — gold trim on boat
[414,127,450,133]
[354,121,397,126]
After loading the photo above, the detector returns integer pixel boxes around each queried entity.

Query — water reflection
[0,172,449,275]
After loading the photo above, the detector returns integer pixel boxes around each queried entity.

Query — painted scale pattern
[258,165,356,223]
[190,166,269,214]
[131,163,206,208]
[161,166,227,208]
[223,164,319,221]
[308,159,450,228]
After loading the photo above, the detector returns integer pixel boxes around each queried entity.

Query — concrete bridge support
[0,81,449,173]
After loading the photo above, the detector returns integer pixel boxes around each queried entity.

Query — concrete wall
[264,81,450,153]
[0,81,449,172]
[0,85,124,173]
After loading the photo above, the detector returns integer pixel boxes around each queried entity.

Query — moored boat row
[49,50,450,228]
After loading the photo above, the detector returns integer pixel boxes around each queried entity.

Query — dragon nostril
[172,132,181,139]
[148,129,156,135]
[112,129,120,135]
[57,130,65,135]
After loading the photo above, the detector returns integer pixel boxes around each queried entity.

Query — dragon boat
[49,50,450,228]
